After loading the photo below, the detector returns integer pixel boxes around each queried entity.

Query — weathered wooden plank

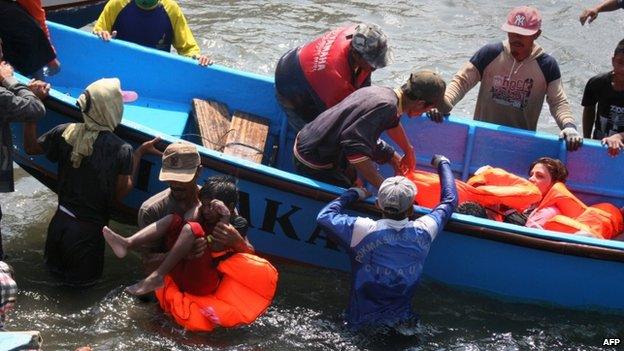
[223,112,270,163]
[192,99,231,151]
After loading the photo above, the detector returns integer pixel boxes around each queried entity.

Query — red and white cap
[501,6,542,36]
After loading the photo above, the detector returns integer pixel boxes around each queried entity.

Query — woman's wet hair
[199,175,239,207]
[529,157,568,183]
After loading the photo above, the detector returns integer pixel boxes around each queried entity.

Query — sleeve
[0,79,45,123]
[581,75,600,107]
[138,202,160,229]
[37,124,66,162]
[316,190,359,249]
[546,78,576,129]
[526,206,560,229]
[445,61,482,110]
[166,1,201,57]
[117,143,133,176]
[417,160,458,241]
[230,215,249,237]
[92,0,127,33]
[369,139,395,164]
[340,103,397,163]
[619,0,624,9]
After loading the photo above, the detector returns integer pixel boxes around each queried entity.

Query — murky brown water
[3,1,624,349]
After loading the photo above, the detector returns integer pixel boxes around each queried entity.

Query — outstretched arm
[417,156,458,241]
[580,0,623,25]
[317,189,363,249]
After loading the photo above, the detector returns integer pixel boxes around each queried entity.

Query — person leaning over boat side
[293,69,446,189]
[21,78,161,286]
[92,0,211,66]
[274,23,392,131]
[580,0,624,25]
[0,40,48,260]
[581,39,624,140]
[431,6,583,151]
[0,0,57,77]
[316,155,457,331]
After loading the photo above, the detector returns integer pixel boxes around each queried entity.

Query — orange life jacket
[404,167,541,211]
[544,202,624,240]
[155,253,279,332]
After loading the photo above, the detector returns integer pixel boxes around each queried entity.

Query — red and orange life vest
[155,216,279,331]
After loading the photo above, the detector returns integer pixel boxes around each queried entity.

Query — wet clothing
[164,213,249,295]
[581,72,624,139]
[275,25,372,127]
[0,0,56,75]
[38,123,132,284]
[0,76,45,260]
[445,40,575,131]
[93,0,201,57]
[44,208,106,285]
[137,186,200,229]
[39,124,133,224]
[317,161,457,329]
[293,86,398,185]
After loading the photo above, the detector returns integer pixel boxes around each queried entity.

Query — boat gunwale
[25,94,624,265]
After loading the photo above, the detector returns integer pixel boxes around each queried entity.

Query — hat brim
[500,23,539,36]
[159,167,196,183]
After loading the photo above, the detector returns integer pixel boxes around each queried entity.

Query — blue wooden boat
[12,22,624,314]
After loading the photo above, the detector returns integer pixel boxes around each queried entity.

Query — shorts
[44,208,105,286]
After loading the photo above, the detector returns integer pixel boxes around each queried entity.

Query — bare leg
[103,215,175,258]
[126,225,196,295]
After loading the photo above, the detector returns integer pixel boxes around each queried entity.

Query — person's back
[39,125,132,224]
[317,156,457,330]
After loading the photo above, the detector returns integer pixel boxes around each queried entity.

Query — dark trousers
[45,209,105,286]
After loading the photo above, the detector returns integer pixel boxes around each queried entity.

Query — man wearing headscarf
[23,78,161,286]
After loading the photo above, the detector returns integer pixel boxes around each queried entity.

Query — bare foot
[125,273,164,296]
[102,226,129,258]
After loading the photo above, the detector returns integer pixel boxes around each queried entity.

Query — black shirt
[582,72,624,139]
[295,85,399,169]
[38,124,133,224]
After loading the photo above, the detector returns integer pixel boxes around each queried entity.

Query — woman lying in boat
[460,157,624,239]
[103,176,277,331]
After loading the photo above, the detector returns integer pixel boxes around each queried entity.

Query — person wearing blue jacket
[316,155,457,331]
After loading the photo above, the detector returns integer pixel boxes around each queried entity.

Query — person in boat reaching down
[103,175,253,295]
[429,6,583,151]
[580,0,624,25]
[293,69,446,189]
[274,23,393,131]
[93,0,211,66]
[317,155,457,331]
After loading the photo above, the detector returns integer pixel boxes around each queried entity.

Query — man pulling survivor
[103,176,278,332]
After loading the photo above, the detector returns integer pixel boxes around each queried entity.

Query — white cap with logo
[376,176,417,214]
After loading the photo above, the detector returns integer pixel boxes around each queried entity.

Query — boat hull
[11,21,624,314]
